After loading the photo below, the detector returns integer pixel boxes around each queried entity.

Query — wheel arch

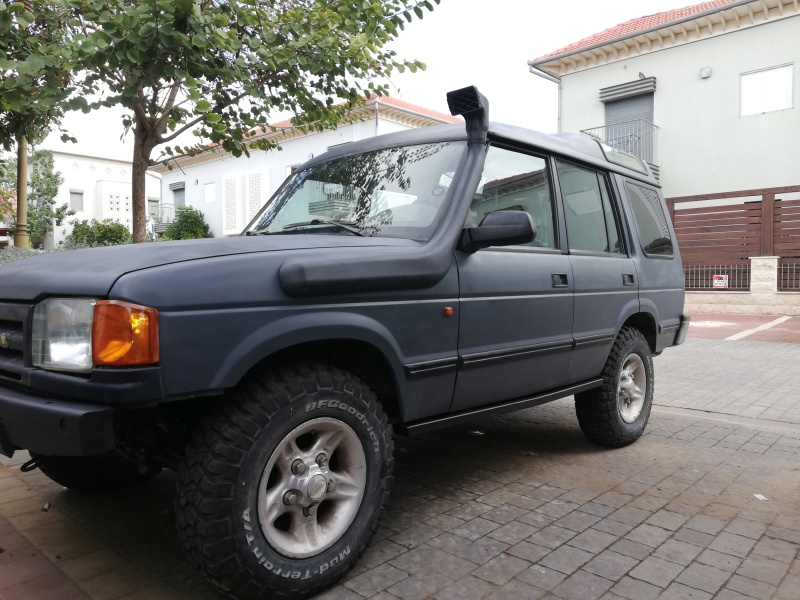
[621,311,658,352]
[208,313,405,422]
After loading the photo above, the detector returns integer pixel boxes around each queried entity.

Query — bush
[0,246,47,265]
[65,219,133,248]
[162,206,214,240]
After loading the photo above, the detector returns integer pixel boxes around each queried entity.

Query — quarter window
[625,181,673,257]
[557,161,622,254]
[471,146,557,248]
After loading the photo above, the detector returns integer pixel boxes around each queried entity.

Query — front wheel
[575,327,654,447]
[176,364,393,600]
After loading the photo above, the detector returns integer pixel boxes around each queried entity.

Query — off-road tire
[176,364,394,600]
[33,453,157,492]
[575,326,654,447]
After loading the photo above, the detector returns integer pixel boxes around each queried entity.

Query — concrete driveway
[1,315,798,600]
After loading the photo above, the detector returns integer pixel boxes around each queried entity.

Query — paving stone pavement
[1,334,800,600]
[657,337,800,425]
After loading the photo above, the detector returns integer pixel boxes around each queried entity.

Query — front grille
[0,302,32,381]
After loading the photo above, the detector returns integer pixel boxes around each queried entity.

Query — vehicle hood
[0,235,418,301]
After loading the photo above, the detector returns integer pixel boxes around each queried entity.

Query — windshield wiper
[281,219,365,236]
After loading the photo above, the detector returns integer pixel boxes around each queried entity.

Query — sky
[45,0,700,162]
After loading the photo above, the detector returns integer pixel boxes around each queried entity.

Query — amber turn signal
[92,300,159,367]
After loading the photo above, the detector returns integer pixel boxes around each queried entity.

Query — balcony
[150,202,175,234]
[580,120,659,170]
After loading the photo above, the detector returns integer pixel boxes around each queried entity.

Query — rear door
[555,160,640,384]
[451,145,574,412]
[620,178,685,351]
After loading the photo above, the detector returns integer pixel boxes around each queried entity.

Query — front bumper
[0,383,114,458]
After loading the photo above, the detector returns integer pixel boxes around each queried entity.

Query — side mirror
[458,210,536,253]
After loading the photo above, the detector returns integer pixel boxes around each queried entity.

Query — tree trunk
[131,127,155,244]
[13,136,29,248]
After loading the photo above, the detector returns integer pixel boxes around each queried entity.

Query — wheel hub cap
[617,354,646,424]
[307,473,327,501]
[257,417,367,559]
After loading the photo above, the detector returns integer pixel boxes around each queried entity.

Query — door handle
[552,273,569,288]
[623,273,635,286]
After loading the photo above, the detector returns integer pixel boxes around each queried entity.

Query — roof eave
[528,0,756,71]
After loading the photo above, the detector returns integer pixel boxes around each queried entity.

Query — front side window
[249,142,465,241]
[741,64,793,116]
[470,146,557,248]
[557,161,622,254]
[625,181,673,257]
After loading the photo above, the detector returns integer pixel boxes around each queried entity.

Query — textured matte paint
[0,118,686,458]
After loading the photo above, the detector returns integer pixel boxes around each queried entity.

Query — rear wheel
[575,326,654,447]
[176,364,393,600]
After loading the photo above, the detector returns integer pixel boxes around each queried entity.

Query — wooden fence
[666,185,800,291]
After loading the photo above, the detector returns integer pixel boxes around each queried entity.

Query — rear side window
[556,161,622,254]
[624,182,674,257]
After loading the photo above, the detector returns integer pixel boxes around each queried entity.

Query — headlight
[32,298,159,373]
[32,298,95,372]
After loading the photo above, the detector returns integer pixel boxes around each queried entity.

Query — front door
[451,145,574,412]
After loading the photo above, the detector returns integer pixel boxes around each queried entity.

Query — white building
[149,96,459,237]
[48,150,162,246]
[528,0,800,310]
[527,0,799,199]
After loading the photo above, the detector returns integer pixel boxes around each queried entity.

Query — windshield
[248,141,465,240]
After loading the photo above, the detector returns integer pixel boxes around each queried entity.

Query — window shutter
[244,170,269,223]
[605,94,654,125]
[223,176,241,235]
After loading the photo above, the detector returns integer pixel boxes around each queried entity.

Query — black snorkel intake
[446,85,490,145]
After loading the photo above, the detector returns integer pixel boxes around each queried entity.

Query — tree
[0,1,75,247]
[0,158,14,226]
[162,206,213,240]
[26,150,72,242]
[0,150,72,245]
[65,0,439,243]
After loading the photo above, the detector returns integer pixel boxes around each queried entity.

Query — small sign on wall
[713,274,729,289]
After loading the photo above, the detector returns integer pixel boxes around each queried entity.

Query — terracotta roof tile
[368,95,461,124]
[532,0,743,63]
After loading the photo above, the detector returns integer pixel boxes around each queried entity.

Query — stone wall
[685,257,800,315]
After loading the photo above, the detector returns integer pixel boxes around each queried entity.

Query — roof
[265,95,459,130]
[528,0,798,77]
[150,94,459,173]
[533,0,742,62]
[370,95,460,124]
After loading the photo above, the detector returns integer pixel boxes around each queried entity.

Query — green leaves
[20,0,439,242]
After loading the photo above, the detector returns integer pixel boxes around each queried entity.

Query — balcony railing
[151,202,175,225]
[580,120,659,166]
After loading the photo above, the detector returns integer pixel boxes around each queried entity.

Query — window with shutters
[70,190,84,211]
[604,94,655,164]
